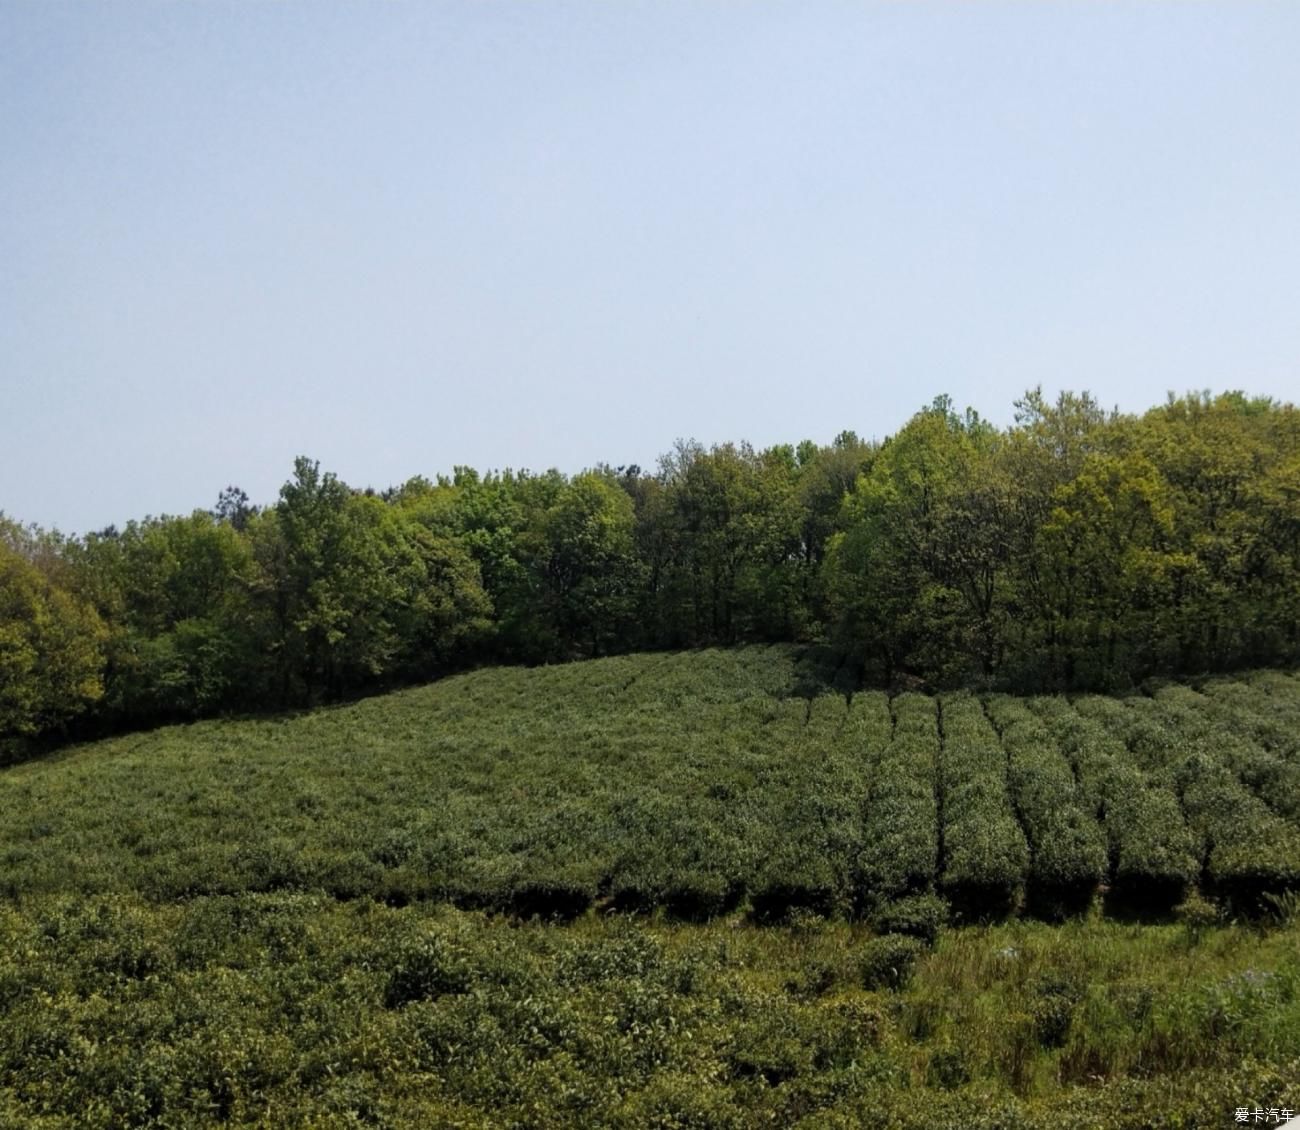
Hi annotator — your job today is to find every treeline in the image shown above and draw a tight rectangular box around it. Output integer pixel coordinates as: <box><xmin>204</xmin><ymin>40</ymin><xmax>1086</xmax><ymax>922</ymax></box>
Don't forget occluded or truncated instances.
<box><xmin>3</xmin><ymin>388</ymin><xmax>1300</xmax><ymax>748</ymax></box>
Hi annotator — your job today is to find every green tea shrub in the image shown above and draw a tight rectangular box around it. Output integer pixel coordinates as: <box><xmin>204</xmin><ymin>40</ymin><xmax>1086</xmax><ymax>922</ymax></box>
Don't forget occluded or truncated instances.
<box><xmin>1103</xmin><ymin>764</ymin><xmax>1199</xmax><ymax>897</ymax></box>
<box><xmin>1178</xmin><ymin>749</ymin><xmax>1300</xmax><ymax>909</ymax></box>
<box><xmin>615</xmin><ymin>1072</ymin><xmax>747</xmax><ymax>1129</ymax></box>
<box><xmin>556</xmin><ymin>926</ymin><xmax>664</xmax><ymax>986</ymax></box>
<box><xmin>82</xmin><ymin>1041</ymin><xmax>180</xmax><ymax>1128</ymax></box>
<box><xmin>988</xmin><ymin>695</ymin><xmax>1106</xmax><ymax>912</ymax></box>
<box><xmin>785</xmin><ymin>958</ymin><xmax>838</xmax><ymax>999</ymax></box>
<box><xmin>1030</xmin><ymin>974</ymin><xmax>1082</xmax><ymax>1048</ymax></box>
<box><xmin>370</xmin><ymin>824</ymin><xmax>422</xmax><ymax>868</ymax></box>
<box><xmin>726</xmin><ymin>1010</ymin><xmax>811</xmax><ymax>1085</ymax></box>
<box><xmin>172</xmin><ymin>1025</ymin><xmax>298</xmax><ymax>1124</ymax></box>
<box><xmin>607</xmin><ymin>791</ymin><xmax>747</xmax><ymax>920</ymax></box>
<box><xmin>385</xmin><ymin>932</ymin><xmax>475</xmax><ymax>1007</ymax></box>
<box><xmin>844</xmin><ymin>689</ymin><xmax>892</xmax><ymax>749</ymax></box>
<box><xmin>859</xmin><ymin>933</ymin><xmax>925</xmax><ymax>991</ymax></box>
<box><xmin>1040</xmin><ymin>703</ymin><xmax>1198</xmax><ymax>903</ymax></box>
<box><xmin>1075</xmin><ymin>695</ymin><xmax>1179</xmax><ymax>772</ymax></box>
<box><xmin>507</xmin><ymin>872</ymin><xmax>596</xmax><ymax>921</ymax></box>
<box><xmin>314</xmin><ymin>850</ymin><xmax>385</xmax><ymax>900</ymax></box>
<box><xmin>663</xmin><ymin>869</ymin><xmax>736</xmax><ymax>921</ymax></box>
<box><xmin>925</xmin><ymin>1044</ymin><xmax>970</xmax><ymax>1089</ymax></box>
<box><xmin>857</xmin><ymin>693</ymin><xmax>939</xmax><ymax>904</ymax></box>
<box><xmin>1151</xmin><ymin>684</ymin><xmax>1300</xmax><ymax>820</ymax></box>
<box><xmin>750</xmin><ymin>849</ymin><xmax>842</xmax><ymax>924</ymax></box>
<box><xmin>871</xmin><ymin>893</ymin><xmax>949</xmax><ymax>944</ymax></box>
<box><xmin>231</xmin><ymin>837</ymin><xmax>311</xmax><ymax>893</ymax></box>
<box><xmin>749</xmin><ymin>737</ymin><xmax>862</xmax><ymax>923</ymax></box>
<box><xmin>1175</xmin><ymin>890</ymin><xmax>1222</xmax><ymax>943</ymax></box>
<box><xmin>938</xmin><ymin>695</ymin><xmax>1028</xmax><ymax>915</ymax></box>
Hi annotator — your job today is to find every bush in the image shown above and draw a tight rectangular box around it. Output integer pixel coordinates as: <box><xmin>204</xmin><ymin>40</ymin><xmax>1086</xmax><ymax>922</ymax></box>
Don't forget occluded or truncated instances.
<box><xmin>750</xmin><ymin>788</ymin><xmax>857</xmax><ymax>923</ymax></box>
<box><xmin>937</xmin><ymin>695</ymin><xmax>1028</xmax><ymax>913</ymax></box>
<box><xmin>726</xmin><ymin>1010</ymin><xmax>811</xmax><ymax>1085</ymax></box>
<box><xmin>988</xmin><ymin>695</ymin><xmax>1106</xmax><ymax>903</ymax></box>
<box><xmin>663</xmin><ymin>870</ymin><xmax>737</xmax><ymax>922</ymax></box>
<box><xmin>925</xmin><ymin>1044</ymin><xmax>970</xmax><ymax>1089</ymax></box>
<box><xmin>506</xmin><ymin>873</ymin><xmax>596</xmax><ymax>921</ymax></box>
<box><xmin>871</xmin><ymin>894</ymin><xmax>949</xmax><ymax>944</ymax></box>
<box><xmin>857</xmin><ymin>694</ymin><xmax>939</xmax><ymax>904</ymax></box>
<box><xmin>1175</xmin><ymin>890</ymin><xmax>1221</xmax><ymax>937</ymax></box>
<box><xmin>785</xmin><ymin>958</ymin><xmax>838</xmax><ymax>999</ymax></box>
<box><xmin>385</xmin><ymin>932</ymin><xmax>475</xmax><ymax>1007</ymax></box>
<box><xmin>1151</xmin><ymin>684</ymin><xmax>1300</xmax><ymax>820</ymax></box>
<box><xmin>1029</xmin><ymin>973</ymin><xmax>1083</xmax><ymax>1049</ymax></box>
<box><xmin>1178</xmin><ymin>748</ymin><xmax>1300</xmax><ymax>908</ymax></box>
<box><xmin>749</xmin><ymin>863</ymin><xmax>839</xmax><ymax>923</ymax></box>
<box><xmin>231</xmin><ymin>838</ymin><xmax>311</xmax><ymax>893</ymax></box>
<box><xmin>1037</xmin><ymin>702</ymin><xmax>1198</xmax><ymax>902</ymax></box>
<box><xmin>859</xmin><ymin>933</ymin><xmax>925</xmax><ymax>991</ymax></box>
<box><xmin>616</xmin><ymin>1073</ymin><xmax>746</xmax><ymax>1129</ymax></box>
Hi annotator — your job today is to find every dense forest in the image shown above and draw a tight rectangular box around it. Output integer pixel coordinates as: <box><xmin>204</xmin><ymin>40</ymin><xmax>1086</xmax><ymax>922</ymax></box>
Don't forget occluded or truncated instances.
<box><xmin>3</xmin><ymin>388</ymin><xmax>1299</xmax><ymax>750</ymax></box>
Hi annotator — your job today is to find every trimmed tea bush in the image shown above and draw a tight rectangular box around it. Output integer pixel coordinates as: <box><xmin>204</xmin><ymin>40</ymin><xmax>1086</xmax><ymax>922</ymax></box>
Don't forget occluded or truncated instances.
<box><xmin>871</xmin><ymin>893</ymin><xmax>949</xmax><ymax>944</ymax></box>
<box><xmin>986</xmin><ymin>695</ymin><xmax>1106</xmax><ymax>911</ymax></box>
<box><xmin>938</xmin><ymin>694</ymin><xmax>1028</xmax><ymax>914</ymax></box>
<box><xmin>856</xmin><ymin>693</ymin><xmax>939</xmax><ymax>905</ymax></box>
<box><xmin>1035</xmin><ymin>700</ymin><xmax>1198</xmax><ymax>902</ymax></box>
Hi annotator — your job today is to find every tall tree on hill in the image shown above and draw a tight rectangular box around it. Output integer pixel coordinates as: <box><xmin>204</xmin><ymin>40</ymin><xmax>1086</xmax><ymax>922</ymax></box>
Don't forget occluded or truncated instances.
<box><xmin>0</xmin><ymin>520</ymin><xmax>107</xmax><ymax>743</ymax></box>
<box><xmin>657</xmin><ymin>441</ymin><xmax>805</xmax><ymax>645</ymax></box>
<box><xmin>254</xmin><ymin>458</ymin><xmax>386</xmax><ymax>701</ymax></box>
<box><xmin>390</xmin><ymin>517</ymin><xmax>494</xmax><ymax>676</ymax></box>
<box><xmin>537</xmin><ymin>471</ymin><xmax>642</xmax><ymax>658</ymax></box>
<box><xmin>1032</xmin><ymin>447</ymin><xmax>1189</xmax><ymax>689</ymax></box>
<box><xmin>93</xmin><ymin>512</ymin><xmax>256</xmax><ymax>720</ymax></box>
<box><xmin>213</xmin><ymin>485</ymin><xmax>257</xmax><ymax>532</ymax></box>
<box><xmin>995</xmin><ymin>389</ymin><xmax>1113</xmax><ymax>686</ymax></box>
<box><xmin>256</xmin><ymin>458</ymin><xmax>498</xmax><ymax>702</ymax></box>
<box><xmin>1133</xmin><ymin>393</ymin><xmax>1300</xmax><ymax>672</ymax></box>
<box><xmin>826</xmin><ymin>397</ymin><xmax>998</xmax><ymax>684</ymax></box>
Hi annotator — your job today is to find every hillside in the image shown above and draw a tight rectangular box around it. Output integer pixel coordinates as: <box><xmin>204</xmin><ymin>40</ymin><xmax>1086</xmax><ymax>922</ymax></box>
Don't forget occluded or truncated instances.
<box><xmin>4</xmin><ymin>646</ymin><xmax>1300</xmax><ymax>919</ymax></box>
<box><xmin>2</xmin><ymin>648</ymin><xmax>1299</xmax><ymax>1127</ymax></box>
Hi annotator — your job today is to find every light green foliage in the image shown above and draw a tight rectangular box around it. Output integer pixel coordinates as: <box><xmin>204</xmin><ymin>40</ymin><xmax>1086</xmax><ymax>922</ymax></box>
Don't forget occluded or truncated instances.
<box><xmin>827</xmin><ymin>397</ymin><xmax>998</xmax><ymax>682</ymax></box>
<box><xmin>0</xmin><ymin>523</ymin><xmax>106</xmax><ymax>742</ymax></box>
<box><xmin>253</xmin><ymin>459</ymin><xmax>491</xmax><ymax>701</ymax></box>
<box><xmin>87</xmin><ymin>512</ymin><xmax>255</xmax><ymax>719</ymax></box>
<box><xmin>258</xmin><ymin>459</ymin><xmax>412</xmax><ymax>697</ymax></box>
<box><xmin>1032</xmin><ymin>448</ymin><xmax>1190</xmax><ymax>689</ymax></box>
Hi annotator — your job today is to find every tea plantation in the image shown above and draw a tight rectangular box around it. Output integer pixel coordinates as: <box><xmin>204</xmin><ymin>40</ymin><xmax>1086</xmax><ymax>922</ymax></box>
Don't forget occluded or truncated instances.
<box><xmin>1</xmin><ymin>647</ymin><xmax>1298</xmax><ymax>1127</ymax></box>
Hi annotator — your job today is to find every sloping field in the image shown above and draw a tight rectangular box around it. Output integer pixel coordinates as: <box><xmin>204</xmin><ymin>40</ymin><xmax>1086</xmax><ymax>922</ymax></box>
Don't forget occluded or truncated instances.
<box><xmin>2</xmin><ymin>648</ymin><xmax>1299</xmax><ymax>1127</ymax></box>
<box><xmin>3</xmin><ymin>646</ymin><xmax>1299</xmax><ymax>919</ymax></box>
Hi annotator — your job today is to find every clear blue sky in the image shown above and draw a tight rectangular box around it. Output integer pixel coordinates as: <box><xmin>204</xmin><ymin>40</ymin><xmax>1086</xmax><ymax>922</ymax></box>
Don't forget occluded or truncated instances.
<box><xmin>4</xmin><ymin>3</ymin><xmax>1299</xmax><ymax>534</ymax></box>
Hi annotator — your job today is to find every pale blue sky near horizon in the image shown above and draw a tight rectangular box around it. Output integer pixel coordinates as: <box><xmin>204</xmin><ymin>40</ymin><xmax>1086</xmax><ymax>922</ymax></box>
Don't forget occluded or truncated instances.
<box><xmin>3</xmin><ymin>2</ymin><xmax>1299</xmax><ymax>534</ymax></box>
